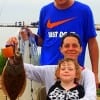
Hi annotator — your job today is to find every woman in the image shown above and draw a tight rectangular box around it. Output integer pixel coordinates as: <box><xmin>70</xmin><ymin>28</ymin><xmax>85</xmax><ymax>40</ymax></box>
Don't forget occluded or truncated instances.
<box><xmin>6</xmin><ymin>33</ymin><xmax>96</xmax><ymax>100</ymax></box>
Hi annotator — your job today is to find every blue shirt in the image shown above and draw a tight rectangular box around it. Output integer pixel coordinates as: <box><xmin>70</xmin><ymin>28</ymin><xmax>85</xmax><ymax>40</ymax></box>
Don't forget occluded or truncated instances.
<box><xmin>37</xmin><ymin>1</ymin><xmax>97</xmax><ymax>66</ymax></box>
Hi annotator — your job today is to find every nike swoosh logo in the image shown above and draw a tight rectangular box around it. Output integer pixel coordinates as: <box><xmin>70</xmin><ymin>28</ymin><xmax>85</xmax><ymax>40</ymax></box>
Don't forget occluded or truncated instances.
<box><xmin>47</xmin><ymin>17</ymin><xmax>75</xmax><ymax>29</ymax></box>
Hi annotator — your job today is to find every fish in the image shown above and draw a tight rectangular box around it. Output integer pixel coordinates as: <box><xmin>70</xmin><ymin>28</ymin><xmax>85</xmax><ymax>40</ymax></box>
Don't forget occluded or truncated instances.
<box><xmin>1</xmin><ymin>51</ymin><xmax>26</xmax><ymax>100</ymax></box>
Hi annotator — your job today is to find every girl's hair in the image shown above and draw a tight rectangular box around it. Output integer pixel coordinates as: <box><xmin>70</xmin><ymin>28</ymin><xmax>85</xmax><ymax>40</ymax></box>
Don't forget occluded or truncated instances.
<box><xmin>60</xmin><ymin>32</ymin><xmax>82</xmax><ymax>47</ymax></box>
<box><xmin>55</xmin><ymin>58</ymin><xmax>81</xmax><ymax>83</ymax></box>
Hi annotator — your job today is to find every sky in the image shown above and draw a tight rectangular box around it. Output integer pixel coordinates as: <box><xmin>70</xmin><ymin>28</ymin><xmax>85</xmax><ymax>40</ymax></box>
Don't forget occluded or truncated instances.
<box><xmin>0</xmin><ymin>0</ymin><xmax>52</xmax><ymax>24</ymax></box>
<box><xmin>0</xmin><ymin>0</ymin><xmax>100</xmax><ymax>25</ymax></box>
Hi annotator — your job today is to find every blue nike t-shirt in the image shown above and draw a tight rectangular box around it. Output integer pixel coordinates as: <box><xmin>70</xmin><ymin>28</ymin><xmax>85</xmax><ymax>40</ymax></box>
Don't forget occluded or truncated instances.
<box><xmin>37</xmin><ymin>1</ymin><xmax>97</xmax><ymax>66</ymax></box>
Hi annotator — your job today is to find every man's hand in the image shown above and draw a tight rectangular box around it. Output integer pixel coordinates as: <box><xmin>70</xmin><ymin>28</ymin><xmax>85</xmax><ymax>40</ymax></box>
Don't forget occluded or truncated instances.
<box><xmin>19</xmin><ymin>27</ymin><xmax>33</xmax><ymax>41</ymax></box>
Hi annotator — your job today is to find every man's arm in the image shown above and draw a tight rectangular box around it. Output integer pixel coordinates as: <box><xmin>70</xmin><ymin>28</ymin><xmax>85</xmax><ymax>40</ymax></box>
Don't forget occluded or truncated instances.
<box><xmin>88</xmin><ymin>37</ymin><xmax>99</xmax><ymax>87</ymax></box>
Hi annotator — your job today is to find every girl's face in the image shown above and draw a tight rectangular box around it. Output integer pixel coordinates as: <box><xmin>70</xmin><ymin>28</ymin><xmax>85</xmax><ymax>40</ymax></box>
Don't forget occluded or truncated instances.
<box><xmin>59</xmin><ymin>61</ymin><xmax>76</xmax><ymax>82</ymax></box>
<box><xmin>60</xmin><ymin>37</ymin><xmax>82</xmax><ymax>60</ymax></box>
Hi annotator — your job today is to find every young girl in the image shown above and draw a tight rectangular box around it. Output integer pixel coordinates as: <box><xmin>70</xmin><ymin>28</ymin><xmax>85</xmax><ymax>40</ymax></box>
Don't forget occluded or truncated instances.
<box><xmin>47</xmin><ymin>58</ymin><xmax>85</xmax><ymax>100</ymax></box>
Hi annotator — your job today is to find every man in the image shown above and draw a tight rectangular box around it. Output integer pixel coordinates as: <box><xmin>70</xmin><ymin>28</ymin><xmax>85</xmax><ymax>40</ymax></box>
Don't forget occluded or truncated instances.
<box><xmin>19</xmin><ymin>0</ymin><xmax>99</xmax><ymax>86</ymax></box>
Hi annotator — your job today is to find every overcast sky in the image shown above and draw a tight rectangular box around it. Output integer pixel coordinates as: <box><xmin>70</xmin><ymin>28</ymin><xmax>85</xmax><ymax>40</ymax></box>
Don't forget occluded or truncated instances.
<box><xmin>0</xmin><ymin>0</ymin><xmax>100</xmax><ymax>24</ymax></box>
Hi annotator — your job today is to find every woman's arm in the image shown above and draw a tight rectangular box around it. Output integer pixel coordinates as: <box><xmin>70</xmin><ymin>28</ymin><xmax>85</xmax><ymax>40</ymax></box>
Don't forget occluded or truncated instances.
<box><xmin>24</xmin><ymin>63</ymin><xmax>45</xmax><ymax>83</ymax></box>
<box><xmin>80</xmin><ymin>68</ymin><xmax>96</xmax><ymax>100</ymax></box>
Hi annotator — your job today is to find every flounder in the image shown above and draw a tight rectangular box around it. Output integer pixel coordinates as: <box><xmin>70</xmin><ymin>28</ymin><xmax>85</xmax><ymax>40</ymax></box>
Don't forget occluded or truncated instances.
<box><xmin>2</xmin><ymin>51</ymin><xmax>26</xmax><ymax>100</ymax></box>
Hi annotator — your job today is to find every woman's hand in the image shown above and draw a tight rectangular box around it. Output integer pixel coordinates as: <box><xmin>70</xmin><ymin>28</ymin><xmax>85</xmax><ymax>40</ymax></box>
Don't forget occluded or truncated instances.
<box><xmin>6</xmin><ymin>37</ymin><xmax>18</xmax><ymax>47</ymax></box>
<box><xmin>6</xmin><ymin>37</ymin><xmax>18</xmax><ymax>52</ymax></box>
